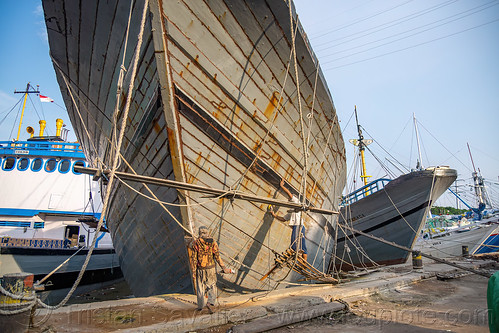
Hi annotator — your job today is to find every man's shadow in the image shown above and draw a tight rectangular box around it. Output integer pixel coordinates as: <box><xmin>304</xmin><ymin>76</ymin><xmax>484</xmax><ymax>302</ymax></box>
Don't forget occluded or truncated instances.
<box><xmin>233</xmin><ymin>209</ymin><xmax>276</xmax><ymax>287</ymax></box>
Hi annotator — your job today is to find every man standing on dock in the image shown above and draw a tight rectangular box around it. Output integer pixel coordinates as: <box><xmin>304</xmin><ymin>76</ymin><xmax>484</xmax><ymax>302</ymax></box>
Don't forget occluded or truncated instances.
<box><xmin>271</xmin><ymin>179</ymin><xmax>308</xmax><ymax>261</ymax></box>
<box><xmin>191</xmin><ymin>226</ymin><xmax>231</xmax><ymax>313</ymax></box>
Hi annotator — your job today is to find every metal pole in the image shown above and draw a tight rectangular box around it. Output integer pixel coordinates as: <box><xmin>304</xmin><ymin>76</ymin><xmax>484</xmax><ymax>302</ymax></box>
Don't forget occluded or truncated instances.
<box><xmin>413</xmin><ymin>113</ymin><xmax>423</xmax><ymax>170</ymax></box>
<box><xmin>14</xmin><ymin>83</ymin><xmax>41</xmax><ymax>141</ymax></box>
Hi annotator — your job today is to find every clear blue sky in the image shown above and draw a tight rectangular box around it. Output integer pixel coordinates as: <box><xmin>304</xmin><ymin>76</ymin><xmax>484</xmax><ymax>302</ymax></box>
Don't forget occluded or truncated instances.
<box><xmin>0</xmin><ymin>0</ymin><xmax>497</xmax><ymax>208</ymax></box>
<box><xmin>294</xmin><ymin>0</ymin><xmax>499</xmax><ymax>208</ymax></box>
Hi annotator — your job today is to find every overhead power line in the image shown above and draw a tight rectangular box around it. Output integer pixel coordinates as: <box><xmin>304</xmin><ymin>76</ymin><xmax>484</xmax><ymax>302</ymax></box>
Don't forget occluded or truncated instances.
<box><xmin>320</xmin><ymin>1</ymin><xmax>499</xmax><ymax>64</ymax></box>
<box><xmin>314</xmin><ymin>0</ymin><xmax>458</xmax><ymax>50</ymax></box>
<box><xmin>310</xmin><ymin>0</ymin><xmax>415</xmax><ymax>40</ymax></box>
<box><xmin>322</xmin><ymin>17</ymin><xmax>499</xmax><ymax>71</ymax></box>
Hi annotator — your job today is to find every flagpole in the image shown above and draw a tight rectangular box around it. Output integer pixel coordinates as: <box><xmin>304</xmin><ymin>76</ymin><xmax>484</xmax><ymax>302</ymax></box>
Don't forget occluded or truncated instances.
<box><xmin>14</xmin><ymin>83</ymin><xmax>40</xmax><ymax>141</ymax></box>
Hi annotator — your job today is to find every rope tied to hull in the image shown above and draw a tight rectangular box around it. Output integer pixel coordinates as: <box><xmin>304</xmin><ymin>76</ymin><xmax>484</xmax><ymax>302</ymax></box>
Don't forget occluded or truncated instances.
<box><xmin>15</xmin><ymin>0</ymin><xmax>151</xmax><ymax>311</ymax></box>
<box><xmin>260</xmin><ymin>248</ymin><xmax>338</xmax><ymax>284</ymax></box>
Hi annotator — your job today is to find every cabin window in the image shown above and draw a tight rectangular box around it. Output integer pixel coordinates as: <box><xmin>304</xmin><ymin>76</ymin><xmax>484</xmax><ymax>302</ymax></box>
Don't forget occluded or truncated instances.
<box><xmin>31</xmin><ymin>158</ymin><xmax>43</xmax><ymax>172</ymax></box>
<box><xmin>2</xmin><ymin>157</ymin><xmax>16</xmax><ymax>171</ymax></box>
<box><xmin>45</xmin><ymin>158</ymin><xmax>57</xmax><ymax>173</ymax></box>
<box><xmin>64</xmin><ymin>225</ymin><xmax>80</xmax><ymax>248</ymax></box>
<box><xmin>59</xmin><ymin>159</ymin><xmax>71</xmax><ymax>174</ymax></box>
<box><xmin>17</xmin><ymin>158</ymin><xmax>30</xmax><ymax>171</ymax></box>
<box><xmin>72</xmin><ymin>160</ymin><xmax>86</xmax><ymax>175</ymax></box>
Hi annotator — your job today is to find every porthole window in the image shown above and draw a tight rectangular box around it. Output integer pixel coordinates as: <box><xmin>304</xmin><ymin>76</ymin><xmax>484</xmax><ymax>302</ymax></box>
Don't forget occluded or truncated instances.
<box><xmin>59</xmin><ymin>159</ymin><xmax>71</xmax><ymax>174</ymax></box>
<box><xmin>17</xmin><ymin>158</ymin><xmax>30</xmax><ymax>171</ymax></box>
<box><xmin>45</xmin><ymin>158</ymin><xmax>57</xmax><ymax>173</ymax></box>
<box><xmin>72</xmin><ymin>160</ymin><xmax>86</xmax><ymax>174</ymax></box>
<box><xmin>2</xmin><ymin>157</ymin><xmax>16</xmax><ymax>171</ymax></box>
<box><xmin>31</xmin><ymin>158</ymin><xmax>43</xmax><ymax>172</ymax></box>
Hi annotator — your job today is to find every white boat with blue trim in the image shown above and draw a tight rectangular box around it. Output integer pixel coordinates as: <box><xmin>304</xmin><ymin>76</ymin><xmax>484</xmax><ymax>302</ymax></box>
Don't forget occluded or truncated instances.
<box><xmin>0</xmin><ymin>103</ymin><xmax>121</xmax><ymax>292</ymax></box>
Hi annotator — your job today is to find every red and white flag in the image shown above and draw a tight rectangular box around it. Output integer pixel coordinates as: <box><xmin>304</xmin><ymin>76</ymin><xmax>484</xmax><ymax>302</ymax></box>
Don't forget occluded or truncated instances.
<box><xmin>39</xmin><ymin>94</ymin><xmax>54</xmax><ymax>103</ymax></box>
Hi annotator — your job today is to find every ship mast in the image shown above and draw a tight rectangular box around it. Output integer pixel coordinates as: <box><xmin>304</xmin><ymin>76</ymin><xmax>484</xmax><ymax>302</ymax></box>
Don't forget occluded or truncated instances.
<box><xmin>467</xmin><ymin>143</ymin><xmax>490</xmax><ymax>215</ymax></box>
<box><xmin>14</xmin><ymin>83</ymin><xmax>40</xmax><ymax>141</ymax></box>
<box><xmin>413</xmin><ymin>113</ymin><xmax>423</xmax><ymax>170</ymax></box>
<box><xmin>349</xmin><ymin>106</ymin><xmax>372</xmax><ymax>188</ymax></box>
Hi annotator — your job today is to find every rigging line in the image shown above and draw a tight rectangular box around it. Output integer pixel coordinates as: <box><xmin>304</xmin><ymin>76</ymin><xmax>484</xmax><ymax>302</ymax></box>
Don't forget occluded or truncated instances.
<box><xmin>112</xmin><ymin>0</ymin><xmax>135</xmax><ymax>160</ymax></box>
<box><xmin>117</xmin><ymin>155</ymin><xmax>193</xmax><ymax>236</ymax></box>
<box><xmin>344</xmin><ymin>223</ymin><xmax>494</xmax><ymax>278</ymax></box>
<box><xmin>162</xmin><ymin>10</ymin><xmax>303</xmax><ymax>138</ymax></box>
<box><xmin>383</xmin><ymin>187</ymin><xmax>418</xmax><ymax>235</ymax></box>
<box><xmin>336</xmin><ymin>214</ymin><xmax>380</xmax><ymax>268</ymax></box>
<box><xmin>340</xmin><ymin>109</ymin><xmax>355</xmax><ymax>135</ymax></box>
<box><xmin>59</xmin><ymin>72</ymin><xmax>101</xmax><ymax>159</ymax></box>
<box><xmin>115</xmin><ymin>174</ymin><xmax>229</xmax><ymax>208</ymax></box>
<box><xmin>310</xmin><ymin>0</ymin><xmax>415</xmax><ymax>40</ymax></box>
<box><xmin>35</xmin><ymin>0</ymin><xmax>150</xmax><ymax>310</ymax></box>
<box><xmin>323</xmin><ymin>17</ymin><xmax>499</xmax><ymax>71</ymax></box>
<box><xmin>468</xmin><ymin>144</ymin><xmax>499</xmax><ymax>165</ymax></box>
<box><xmin>54</xmin><ymin>57</ymin><xmax>163</xmax><ymax>177</ymax></box>
<box><xmin>305</xmin><ymin>49</ymin><xmax>342</xmax><ymax>208</ymax></box>
<box><xmin>50</xmin><ymin>56</ymin><xmax>158</xmax><ymax>172</ymax></box>
<box><xmin>308</xmin><ymin>122</ymin><xmax>336</xmax><ymax>207</ymax></box>
<box><xmin>361</xmin><ymin>125</ymin><xmax>411</xmax><ymax>174</ymax></box>
<box><xmin>31</xmin><ymin>92</ymin><xmax>47</xmax><ymax>124</ymax></box>
<box><xmin>345</xmin><ymin>145</ymin><xmax>361</xmax><ymax>193</ymax></box>
<box><xmin>320</xmin><ymin>1</ymin><xmax>499</xmax><ymax>63</ymax></box>
<box><xmin>191</xmin><ymin>17</ymin><xmax>300</xmax><ymax>252</ymax></box>
<box><xmin>419</xmin><ymin>126</ymin><xmax>431</xmax><ymax>169</ymax></box>
<box><xmin>27</xmin><ymin>95</ymin><xmax>49</xmax><ymax>135</ymax></box>
<box><xmin>288</xmin><ymin>6</ymin><xmax>308</xmax><ymax>203</ymax></box>
<box><xmin>364</xmin><ymin>145</ymin><xmax>397</xmax><ymax>179</ymax></box>
<box><xmin>311</xmin><ymin>222</ymin><xmax>326</xmax><ymax>267</ymax></box>
<box><xmin>337</xmin><ymin>204</ymin><xmax>381</xmax><ymax>267</ymax></box>
<box><xmin>330</xmin><ymin>211</ymin><xmax>340</xmax><ymax>275</ymax></box>
<box><xmin>305</xmin><ymin>58</ymin><xmax>320</xmax><ymax>154</ymax></box>
<box><xmin>0</xmin><ymin>96</ymin><xmax>23</xmax><ymax>115</ymax></box>
<box><xmin>259</xmin><ymin>1</ymin><xmax>309</xmax><ymax>290</ymax></box>
<box><xmin>220</xmin><ymin>16</ymin><xmax>297</xmax><ymax>196</ymax></box>
<box><xmin>315</xmin><ymin>0</ymin><xmax>458</xmax><ymax>49</ymax></box>
<box><xmin>417</xmin><ymin>120</ymin><xmax>473</xmax><ymax>173</ymax></box>
<box><xmin>287</xmin><ymin>0</ymin><xmax>309</xmax><ymax>281</ymax></box>
<box><xmin>212</xmin><ymin>5</ymin><xmax>306</xmax><ymax>277</ymax></box>
<box><xmin>9</xmin><ymin>99</ymin><xmax>24</xmax><ymax>140</ymax></box>
<box><xmin>0</xmin><ymin>100</ymin><xmax>23</xmax><ymax>128</ymax></box>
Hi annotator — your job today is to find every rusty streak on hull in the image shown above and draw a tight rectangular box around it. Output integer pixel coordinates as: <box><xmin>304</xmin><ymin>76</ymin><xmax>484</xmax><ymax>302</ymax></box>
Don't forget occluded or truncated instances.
<box><xmin>43</xmin><ymin>0</ymin><xmax>346</xmax><ymax>296</ymax></box>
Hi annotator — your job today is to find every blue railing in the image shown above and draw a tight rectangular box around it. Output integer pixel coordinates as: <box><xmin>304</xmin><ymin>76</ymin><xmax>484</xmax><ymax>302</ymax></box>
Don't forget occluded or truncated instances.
<box><xmin>341</xmin><ymin>178</ymin><xmax>392</xmax><ymax>205</ymax></box>
<box><xmin>0</xmin><ymin>141</ymin><xmax>85</xmax><ymax>159</ymax></box>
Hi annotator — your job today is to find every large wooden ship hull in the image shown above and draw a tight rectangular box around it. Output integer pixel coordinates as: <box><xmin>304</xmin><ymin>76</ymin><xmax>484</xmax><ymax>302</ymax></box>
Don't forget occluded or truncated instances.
<box><xmin>43</xmin><ymin>0</ymin><xmax>346</xmax><ymax>297</ymax></box>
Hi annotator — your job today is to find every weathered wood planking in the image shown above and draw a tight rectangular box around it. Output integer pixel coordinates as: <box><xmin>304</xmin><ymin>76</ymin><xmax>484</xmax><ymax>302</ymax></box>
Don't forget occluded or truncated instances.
<box><xmin>44</xmin><ymin>0</ymin><xmax>346</xmax><ymax>296</ymax></box>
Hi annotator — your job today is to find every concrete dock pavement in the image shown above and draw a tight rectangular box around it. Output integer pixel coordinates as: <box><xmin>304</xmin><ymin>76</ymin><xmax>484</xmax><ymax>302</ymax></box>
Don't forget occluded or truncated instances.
<box><xmin>27</xmin><ymin>257</ymin><xmax>497</xmax><ymax>333</ymax></box>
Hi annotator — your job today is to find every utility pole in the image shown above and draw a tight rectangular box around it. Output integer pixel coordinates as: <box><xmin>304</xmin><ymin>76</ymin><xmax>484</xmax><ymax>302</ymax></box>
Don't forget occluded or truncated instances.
<box><xmin>14</xmin><ymin>83</ymin><xmax>40</xmax><ymax>141</ymax></box>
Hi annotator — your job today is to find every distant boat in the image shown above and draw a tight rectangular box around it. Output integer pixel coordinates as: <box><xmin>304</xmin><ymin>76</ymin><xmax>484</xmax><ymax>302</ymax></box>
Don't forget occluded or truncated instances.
<box><xmin>415</xmin><ymin>217</ymin><xmax>499</xmax><ymax>258</ymax></box>
<box><xmin>43</xmin><ymin>0</ymin><xmax>346</xmax><ymax>296</ymax></box>
<box><xmin>335</xmin><ymin>167</ymin><xmax>457</xmax><ymax>270</ymax></box>
<box><xmin>0</xmin><ymin>91</ymin><xmax>121</xmax><ymax>291</ymax></box>
<box><xmin>332</xmin><ymin>109</ymin><xmax>457</xmax><ymax>271</ymax></box>
<box><xmin>413</xmin><ymin>143</ymin><xmax>499</xmax><ymax>259</ymax></box>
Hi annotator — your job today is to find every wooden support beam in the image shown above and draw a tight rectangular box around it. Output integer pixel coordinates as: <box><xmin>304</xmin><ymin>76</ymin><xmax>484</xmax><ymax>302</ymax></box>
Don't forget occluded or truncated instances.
<box><xmin>74</xmin><ymin>166</ymin><xmax>339</xmax><ymax>215</ymax></box>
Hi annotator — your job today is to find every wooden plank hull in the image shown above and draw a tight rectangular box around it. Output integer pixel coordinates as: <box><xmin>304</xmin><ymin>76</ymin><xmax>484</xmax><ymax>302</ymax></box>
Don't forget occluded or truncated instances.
<box><xmin>43</xmin><ymin>0</ymin><xmax>346</xmax><ymax>296</ymax></box>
